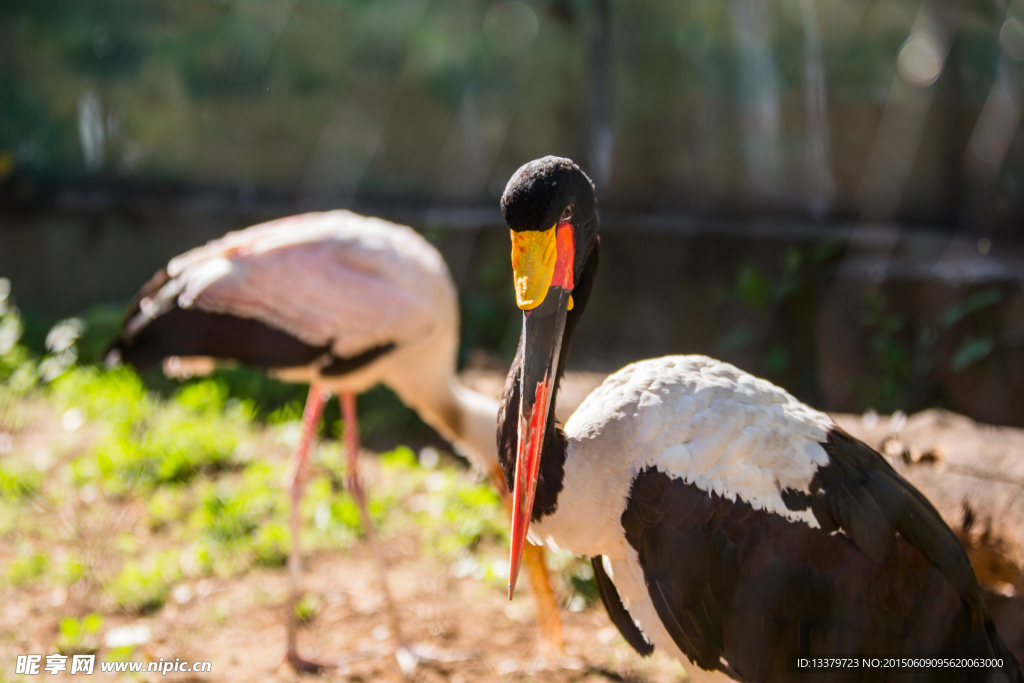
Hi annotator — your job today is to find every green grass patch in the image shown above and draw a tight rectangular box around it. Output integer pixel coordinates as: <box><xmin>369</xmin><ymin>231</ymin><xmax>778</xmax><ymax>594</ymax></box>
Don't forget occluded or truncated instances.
<box><xmin>0</xmin><ymin>463</ymin><xmax>42</xmax><ymax>501</ymax></box>
<box><xmin>252</xmin><ymin>522</ymin><xmax>289</xmax><ymax>568</ymax></box>
<box><xmin>60</xmin><ymin>371</ymin><xmax>252</xmax><ymax>496</ymax></box>
<box><xmin>6</xmin><ymin>548</ymin><xmax>48</xmax><ymax>587</ymax></box>
<box><xmin>56</xmin><ymin>613</ymin><xmax>103</xmax><ymax>655</ymax></box>
<box><xmin>294</xmin><ymin>593</ymin><xmax>323</xmax><ymax>625</ymax></box>
<box><xmin>192</xmin><ymin>483</ymin><xmax>268</xmax><ymax>543</ymax></box>
<box><xmin>106</xmin><ymin>551</ymin><xmax>181</xmax><ymax>614</ymax></box>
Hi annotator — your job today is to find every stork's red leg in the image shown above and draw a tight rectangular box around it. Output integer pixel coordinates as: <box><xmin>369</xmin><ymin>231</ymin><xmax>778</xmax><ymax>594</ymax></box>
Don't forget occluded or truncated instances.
<box><xmin>284</xmin><ymin>384</ymin><xmax>329</xmax><ymax>673</ymax></box>
<box><xmin>522</xmin><ymin>539</ymin><xmax>564</xmax><ymax>656</ymax></box>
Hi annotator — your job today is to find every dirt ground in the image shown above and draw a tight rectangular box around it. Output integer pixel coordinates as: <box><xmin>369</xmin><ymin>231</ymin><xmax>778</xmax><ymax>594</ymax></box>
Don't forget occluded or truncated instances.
<box><xmin>3</xmin><ymin>518</ymin><xmax>689</xmax><ymax>683</ymax></box>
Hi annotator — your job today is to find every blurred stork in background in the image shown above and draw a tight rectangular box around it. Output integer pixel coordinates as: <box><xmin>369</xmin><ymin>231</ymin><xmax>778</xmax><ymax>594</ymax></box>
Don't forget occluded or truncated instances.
<box><xmin>106</xmin><ymin>210</ymin><xmax>564</xmax><ymax>672</ymax></box>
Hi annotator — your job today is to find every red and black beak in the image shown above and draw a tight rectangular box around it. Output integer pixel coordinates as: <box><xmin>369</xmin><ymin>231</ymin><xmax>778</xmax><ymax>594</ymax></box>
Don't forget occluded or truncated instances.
<box><xmin>507</xmin><ymin>221</ymin><xmax>575</xmax><ymax>599</ymax></box>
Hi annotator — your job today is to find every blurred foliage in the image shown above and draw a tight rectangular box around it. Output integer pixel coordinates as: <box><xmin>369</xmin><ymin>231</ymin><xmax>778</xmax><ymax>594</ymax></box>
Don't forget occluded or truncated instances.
<box><xmin>57</xmin><ymin>368</ymin><xmax>249</xmax><ymax>496</ymax></box>
<box><xmin>293</xmin><ymin>592</ymin><xmax>324</xmax><ymax>625</ymax></box>
<box><xmin>859</xmin><ymin>284</ymin><xmax>1017</xmax><ymax>413</ymax></box>
<box><xmin>0</xmin><ymin>461</ymin><xmax>42</xmax><ymax>501</ymax></box>
<box><xmin>860</xmin><ymin>289</ymin><xmax>926</xmax><ymax>412</ymax></box>
<box><xmin>107</xmin><ymin>551</ymin><xmax>181</xmax><ymax>614</ymax></box>
<box><xmin>56</xmin><ymin>613</ymin><xmax>104</xmax><ymax>656</ymax></box>
<box><xmin>716</xmin><ymin>242</ymin><xmax>842</xmax><ymax>397</ymax></box>
<box><xmin>6</xmin><ymin>547</ymin><xmax>48</xmax><ymax>587</ymax></box>
<box><xmin>709</xmin><ymin>244</ymin><xmax>1024</xmax><ymax>416</ymax></box>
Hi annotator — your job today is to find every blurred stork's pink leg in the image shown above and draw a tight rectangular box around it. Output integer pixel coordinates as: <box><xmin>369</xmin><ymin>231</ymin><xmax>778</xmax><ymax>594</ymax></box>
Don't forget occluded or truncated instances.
<box><xmin>282</xmin><ymin>389</ymin><xmax>471</xmax><ymax>676</ymax></box>
<box><xmin>341</xmin><ymin>393</ymin><xmax>475</xmax><ymax>675</ymax></box>
<box><xmin>284</xmin><ymin>384</ymin><xmax>329</xmax><ymax>673</ymax></box>
<box><xmin>340</xmin><ymin>392</ymin><xmax>408</xmax><ymax>658</ymax></box>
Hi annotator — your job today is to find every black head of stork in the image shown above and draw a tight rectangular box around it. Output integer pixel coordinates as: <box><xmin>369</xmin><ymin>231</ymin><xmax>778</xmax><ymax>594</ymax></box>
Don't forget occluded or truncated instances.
<box><xmin>498</xmin><ymin>156</ymin><xmax>601</xmax><ymax>597</ymax></box>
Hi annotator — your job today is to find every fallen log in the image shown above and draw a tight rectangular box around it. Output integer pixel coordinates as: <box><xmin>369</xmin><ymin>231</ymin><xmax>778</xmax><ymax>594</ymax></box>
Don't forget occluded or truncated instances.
<box><xmin>835</xmin><ymin>409</ymin><xmax>1024</xmax><ymax>663</ymax></box>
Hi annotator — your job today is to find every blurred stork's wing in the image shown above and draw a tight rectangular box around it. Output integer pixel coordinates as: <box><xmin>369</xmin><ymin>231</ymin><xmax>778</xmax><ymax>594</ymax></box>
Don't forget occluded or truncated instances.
<box><xmin>116</xmin><ymin>210</ymin><xmax>455</xmax><ymax>370</ymax></box>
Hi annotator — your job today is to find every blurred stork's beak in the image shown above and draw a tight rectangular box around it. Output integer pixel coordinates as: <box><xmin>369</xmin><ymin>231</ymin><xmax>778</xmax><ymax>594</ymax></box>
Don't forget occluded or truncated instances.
<box><xmin>507</xmin><ymin>224</ymin><xmax>574</xmax><ymax>600</ymax></box>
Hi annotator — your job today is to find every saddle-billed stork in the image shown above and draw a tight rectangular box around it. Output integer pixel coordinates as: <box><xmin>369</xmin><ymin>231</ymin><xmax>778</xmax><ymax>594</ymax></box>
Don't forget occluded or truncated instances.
<box><xmin>107</xmin><ymin>210</ymin><xmax>563</xmax><ymax>671</ymax></box>
<box><xmin>497</xmin><ymin>157</ymin><xmax>1023</xmax><ymax>682</ymax></box>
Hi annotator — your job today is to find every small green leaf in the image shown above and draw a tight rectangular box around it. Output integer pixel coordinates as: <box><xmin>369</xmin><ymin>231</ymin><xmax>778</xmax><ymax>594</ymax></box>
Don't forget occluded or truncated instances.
<box><xmin>294</xmin><ymin>593</ymin><xmax>323</xmax><ymax>624</ymax></box>
<box><xmin>939</xmin><ymin>287</ymin><xmax>1003</xmax><ymax>329</ymax></box>
<box><xmin>716</xmin><ymin>325</ymin><xmax>753</xmax><ymax>355</ymax></box>
<box><xmin>736</xmin><ymin>264</ymin><xmax>769</xmax><ymax>309</ymax></box>
<box><xmin>380</xmin><ymin>445</ymin><xmax>417</xmax><ymax>469</ymax></box>
<box><xmin>82</xmin><ymin>613</ymin><xmax>104</xmax><ymax>634</ymax></box>
<box><xmin>60</xmin><ymin>617</ymin><xmax>80</xmax><ymax>639</ymax></box>
<box><xmin>950</xmin><ymin>336</ymin><xmax>995</xmax><ymax>372</ymax></box>
<box><xmin>761</xmin><ymin>347</ymin><xmax>790</xmax><ymax>376</ymax></box>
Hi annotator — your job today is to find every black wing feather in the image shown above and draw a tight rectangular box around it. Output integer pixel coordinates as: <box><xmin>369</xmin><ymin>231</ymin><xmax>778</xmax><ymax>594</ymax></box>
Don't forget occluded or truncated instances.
<box><xmin>816</xmin><ymin>429</ymin><xmax>984</xmax><ymax>618</ymax></box>
<box><xmin>114</xmin><ymin>306</ymin><xmax>329</xmax><ymax>371</ymax></box>
<box><xmin>110</xmin><ymin>278</ymin><xmax>393</xmax><ymax>378</ymax></box>
<box><xmin>591</xmin><ymin>555</ymin><xmax>654</xmax><ymax>656</ymax></box>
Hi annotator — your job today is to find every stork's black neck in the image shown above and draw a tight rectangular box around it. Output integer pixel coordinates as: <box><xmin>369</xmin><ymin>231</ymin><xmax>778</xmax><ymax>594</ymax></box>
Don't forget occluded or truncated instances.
<box><xmin>497</xmin><ymin>240</ymin><xmax>600</xmax><ymax>521</ymax></box>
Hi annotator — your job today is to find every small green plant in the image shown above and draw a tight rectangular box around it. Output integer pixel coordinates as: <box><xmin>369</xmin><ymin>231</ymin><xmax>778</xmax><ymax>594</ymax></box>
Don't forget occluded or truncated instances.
<box><xmin>736</xmin><ymin>263</ymin><xmax>770</xmax><ymax>309</ymax></box>
<box><xmin>860</xmin><ymin>290</ymin><xmax>917</xmax><ymax>412</ymax></box>
<box><xmin>379</xmin><ymin>444</ymin><xmax>418</xmax><ymax>470</ymax></box>
<box><xmin>252</xmin><ymin>522</ymin><xmax>289</xmax><ymax>567</ymax></box>
<box><xmin>717</xmin><ymin>243</ymin><xmax>842</xmax><ymax>387</ymax></box>
<box><xmin>104</xmin><ymin>646</ymin><xmax>136</xmax><ymax>663</ymax></box>
<box><xmin>6</xmin><ymin>549</ymin><xmax>47</xmax><ymax>587</ymax></box>
<box><xmin>565</xmin><ymin>559</ymin><xmax>599</xmax><ymax>612</ymax></box>
<box><xmin>58</xmin><ymin>555</ymin><xmax>87</xmax><ymax>585</ymax></box>
<box><xmin>293</xmin><ymin>593</ymin><xmax>323</xmax><ymax>625</ymax></box>
<box><xmin>56</xmin><ymin>613</ymin><xmax>103</xmax><ymax>655</ymax></box>
<box><xmin>859</xmin><ymin>286</ymin><xmax>1012</xmax><ymax>411</ymax></box>
<box><xmin>0</xmin><ymin>463</ymin><xmax>42</xmax><ymax>501</ymax></box>
<box><xmin>147</xmin><ymin>487</ymin><xmax>193</xmax><ymax>531</ymax></box>
<box><xmin>106</xmin><ymin>552</ymin><xmax>180</xmax><ymax>614</ymax></box>
<box><xmin>192</xmin><ymin>485</ymin><xmax>265</xmax><ymax>543</ymax></box>
<box><xmin>64</xmin><ymin>372</ymin><xmax>249</xmax><ymax>496</ymax></box>
<box><xmin>941</xmin><ymin>287</ymin><xmax>1006</xmax><ymax>373</ymax></box>
<box><xmin>304</xmin><ymin>476</ymin><xmax>363</xmax><ymax>547</ymax></box>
